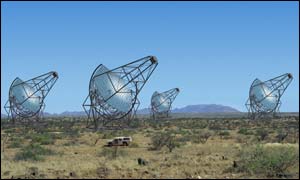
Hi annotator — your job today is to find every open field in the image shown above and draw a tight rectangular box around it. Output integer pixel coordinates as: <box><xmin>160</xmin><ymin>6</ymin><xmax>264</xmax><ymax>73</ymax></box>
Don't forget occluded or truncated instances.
<box><xmin>1</xmin><ymin>115</ymin><xmax>299</xmax><ymax>179</ymax></box>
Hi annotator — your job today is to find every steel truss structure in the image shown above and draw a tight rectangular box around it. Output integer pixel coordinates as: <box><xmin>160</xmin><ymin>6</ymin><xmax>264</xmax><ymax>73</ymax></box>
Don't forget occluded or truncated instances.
<box><xmin>4</xmin><ymin>71</ymin><xmax>59</xmax><ymax>123</ymax></box>
<box><xmin>245</xmin><ymin>73</ymin><xmax>293</xmax><ymax>119</ymax></box>
<box><xmin>151</xmin><ymin>88</ymin><xmax>180</xmax><ymax>120</ymax></box>
<box><xmin>83</xmin><ymin>56</ymin><xmax>158</xmax><ymax>129</ymax></box>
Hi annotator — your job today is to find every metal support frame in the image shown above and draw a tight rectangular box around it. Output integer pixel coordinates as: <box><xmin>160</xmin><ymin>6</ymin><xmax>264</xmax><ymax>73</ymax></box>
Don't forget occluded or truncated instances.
<box><xmin>151</xmin><ymin>88</ymin><xmax>180</xmax><ymax>120</ymax></box>
<box><xmin>245</xmin><ymin>73</ymin><xmax>293</xmax><ymax>119</ymax></box>
<box><xmin>83</xmin><ymin>56</ymin><xmax>158</xmax><ymax>130</ymax></box>
<box><xmin>4</xmin><ymin>71</ymin><xmax>58</xmax><ymax>123</ymax></box>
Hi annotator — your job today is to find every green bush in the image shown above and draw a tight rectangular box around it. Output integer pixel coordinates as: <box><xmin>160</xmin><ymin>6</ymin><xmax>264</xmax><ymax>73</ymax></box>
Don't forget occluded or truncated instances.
<box><xmin>14</xmin><ymin>143</ymin><xmax>55</xmax><ymax>161</ymax></box>
<box><xmin>101</xmin><ymin>131</ymin><xmax>118</xmax><ymax>139</ymax></box>
<box><xmin>166</xmin><ymin>136</ymin><xmax>180</xmax><ymax>152</ymax></box>
<box><xmin>192</xmin><ymin>130</ymin><xmax>212</xmax><ymax>144</ymax></box>
<box><xmin>149</xmin><ymin>132</ymin><xmax>170</xmax><ymax>151</ymax></box>
<box><xmin>275</xmin><ymin>130</ymin><xmax>289</xmax><ymax>143</ymax></box>
<box><xmin>237</xmin><ymin>144</ymin><xmax>299</xmax><ymax>177</ymax></box>
<box><xmin>208</xmin><ymin>124</ymin><xmax>223</xmax><ymax>131</ymax></box>
<box><xmin>4</xmin><ymin>128</ymin><xmax>15</xmax><ymax>133</ymax></box>
<box><xmin>149</xmin><ymin>132</ymin><xmax>180</xmax><ymax>152</ymax></box>
<box><xmin>256</xmin><ymin>129</ymin><xmax>268</xmax><ymax>141</ymax></box>
<box><xmin>8</xmin><ymin>137</ymin><xmax>23</xmax><ymax>148</ymax></box>
<box><xmin>238</xmin><ymin>128</ymin><xmax>253</xmax><ymax>135</ymax></box>
<box><xmin>31</xmin><ymin>133</ymin><xmax>55</xmax><ymax>145</ymax></box>
<box><xmin>219</xmin><ymin>131</ymin><xmax>230</xmax><ymax>139</ymax></box>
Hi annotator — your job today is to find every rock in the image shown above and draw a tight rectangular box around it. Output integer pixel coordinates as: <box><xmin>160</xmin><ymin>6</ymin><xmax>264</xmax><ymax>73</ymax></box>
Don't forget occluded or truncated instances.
<box><xmin>138</xmin><ymin>158</ymin><xmax>148</xmax><ymax>165</ymax></box>
<box><xmin>221</xmin><ymin>156</ymin><xmax>228</xmax><ymax>160</ymax></box>
<box><xmin>233</xmin><ymin>161</ymin><xmax>238</xmax><ymax>168</ymax></box>
<box><xmin>69</xmin><ymin>171</ymin><xmax>76</xmax><ymax>177</ymax></box>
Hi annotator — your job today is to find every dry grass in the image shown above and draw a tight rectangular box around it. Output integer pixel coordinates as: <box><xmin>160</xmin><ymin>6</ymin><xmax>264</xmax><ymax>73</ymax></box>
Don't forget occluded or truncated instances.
<box><xmin>1</xmin><ymin>117</ymin><xmax>299</xmax><ymax>179</ymax></box>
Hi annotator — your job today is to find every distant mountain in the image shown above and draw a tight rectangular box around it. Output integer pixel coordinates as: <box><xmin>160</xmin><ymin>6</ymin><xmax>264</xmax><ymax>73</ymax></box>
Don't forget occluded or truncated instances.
<box><xmin>3</xmin><ymin>104</ymin><xmax>239</xmax><ymax>118</ymax></box>
<box><xmin>172</xmin><ymin>104</ymin><xmax>240</xmax><ymax>113</ymax></box>
<box><xmin>136</xmin><ymin>108</ymin><xmax>151</xmax><ymax>114</ymax></box>
<box><xmin>60</xmin><ymin>111</ymin><xmax>86</xmax><ymax>117</ymax></box>
<box><xmin>43</xmin><ymin>111</ymin><xmax>86</xmax><ymax>117</ymax></box>
<box><xmin>137</xmin><ymin>104</ymin><xmax>240</xmax><ymax>114</ymax></box>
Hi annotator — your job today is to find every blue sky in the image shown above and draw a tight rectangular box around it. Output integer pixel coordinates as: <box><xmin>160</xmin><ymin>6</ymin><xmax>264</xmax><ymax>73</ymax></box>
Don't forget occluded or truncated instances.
<box><xmin>1</xmin><ymin>2</ymin><xmax>299</xmax><ymax>113</ymax></box>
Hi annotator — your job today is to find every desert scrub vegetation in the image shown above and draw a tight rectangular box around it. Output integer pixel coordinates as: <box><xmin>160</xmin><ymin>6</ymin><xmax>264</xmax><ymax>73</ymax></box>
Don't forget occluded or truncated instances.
<box><xmin>191</xmin><ymin>130</ymin><xmax>212</xmax><ymax>144</ymax></box>
<box><xmin>255</xmin><ymin>128</ymin><xmax>269</xmax><ymax>141</ymax></box>
<box><xmin>235</xmin><ymin>144</ymin><xmax>299</xmax><ymax>178</ymax></box>
<box><xmin>63</xmin><ymin>139</ymin><xmax>80</xmax><ymax>146</ymax></box>
<box><xmin>14</xmin><ymin>143</ymin><xmax>56</xmax><ymax>161</ymax></box>
<box><xmin>1</xmin><ymin>116</ymin><xmax>299</xmax><ymax>179</ymax></box>
<box><xmin>25</xmin><ymin>133</ymin><xmax>56</xmax><ymax>145</ymax></box>
<box><xmin>62</xmin><ymin>128</ymin><xmax>80</xmax><ymax>138</ymax></box>
<box><xmin>218</xmin><ymin>130</ymin><xmax>230</xmax><ymax>139</ymax></box>
<box><xmin>98</xmin><ymin>147</ymin><xmax>127</xmax><ymax>159</ymax></box>
<box><xmin>238</xmin><ymin>128</ymin><xmax>254</xmax><ymax>135</ymax></box>
<box><xmin>149</xmin><ymin>132</ymin><xmax>180</xmax><ymax>152</ymax></box>
<box><xmin>4</xmin><ymin>128</ymin><xmax>16</xmax><ymax>134</ymax></box>
<box><xmin>275</xmin><ymin>130</ymin><xmax>289</xmax><ymax>143</ymax></box>
<box><xmin>7</xmin><ymin>137</ymin><xmax>23</xmax><ymax>148</ymax></box>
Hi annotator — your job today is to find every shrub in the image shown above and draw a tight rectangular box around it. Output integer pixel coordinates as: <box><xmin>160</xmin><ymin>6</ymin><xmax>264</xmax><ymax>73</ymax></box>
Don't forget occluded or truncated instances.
<box><xmin>101</xmin><ymin>131</ymin><xmax>117</xmax><ymax>139</ymax></box>
<box><xmin>175</xmin><ymin>128</ymin><xmax>191</xmax><ymax>136</ymax></box>
<box><xmin>31</xmin><ymin>133</ymin><xmax>55</xmax><ymax>145</ymax></box>
<box><xmin>192</xmin><ymin>131</ymin><xmax>212</xmax><ymax>144</ymax></box>
<box><xmin>14</xmin><ymin>143</ymin><xmax>55</xmax><ymax>161</ymax></box>
<box><xmin>149</xmin><ymin>132</ymin><xmax>170</xmax><ymax>151</ymax></box>
<box><xmin>166</xmin><ymin>136</ymin><xmax>180</xmax><ymax>152</ymax></box>
<box><xmin>256</xmin><ymin>129</ymin><xmax>268</xmax><ymax>141</ymax></box>
<box><xmin>219</xmin><ymin>131</ymin><xmax>230</xmax><ymax>139</ymax></box>
<box><xmin>275</xmin><ymin>130</ymin><xmax>289</xmax><ymax>143</ymax></box>
<box><xmin>237</xmin><ymin>144</ymin><xmax>299</xmax><ymax>177</ymax></box>
<box><xmin>208</xmin><ymin>124</ymin><xmax>223</xmax><ymax>131</ymax></box>
<box><xmin>149</xmin><ymin>132</ymin><xmax>180</xmax><ymax>152</ymax></box>
<box><xmin>4</xmin><ymin>128</ymin><xmax>15</xmax><ymax>134</ymax></box>
<box><xmin>8</xmin><ymin>137</ymin><xmax>23</xmax><ymax>148</ymax></box>
<box><xmin>63</xmin><ymin>128</ymin><xmax>80</xmax><ymax>138</ymax></box>
<box><xmin>137</xmin><ymin>158</ymin><xmax>148</xmax><ymax>165</ymax></box>
<box><xmin>236</xmin><ymin>136</ymin><xmax>246</xmax><ymax>144</ymax></box>
<box><xmin>238</xmin><ymin>128</ymin><xmax>253</xmax><ymax>135</ymax></box>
